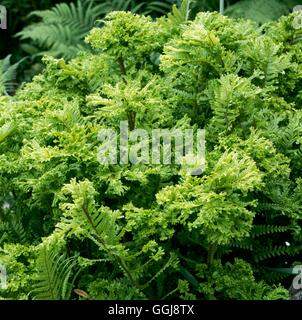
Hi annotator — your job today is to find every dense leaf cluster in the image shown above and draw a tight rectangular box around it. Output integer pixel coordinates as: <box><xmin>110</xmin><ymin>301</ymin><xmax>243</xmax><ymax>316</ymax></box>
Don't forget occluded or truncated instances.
<box><xmin>1</xmin><ymin>6</ymin><xmax>302</xmax><ymax>300</ymax></box>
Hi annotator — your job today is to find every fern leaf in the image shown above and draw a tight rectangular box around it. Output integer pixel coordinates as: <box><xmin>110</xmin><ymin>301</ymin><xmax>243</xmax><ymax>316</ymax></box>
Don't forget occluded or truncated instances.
<box><xmin>17</xmin><ymin>1</ymin><xmax>107</xmax><ymax>59</ymax></box>
<box><xmin>251</xmin><ymin>225</ymin><xmax>289</xmax><ymax>238</ymax></box>
<box><xmin>254</xmin><ymin>245</ymin><xmax>302</xmax><ymax>262</ymax></box>
<box><xmin>32</xmin><ymin>246</ymin><xmax>78</xmax><ymax>300</ymax></box>
<box><xmin>0</xmin><ymin>55</ymin><xmax>21</xmax><ymax>95</ymax></box>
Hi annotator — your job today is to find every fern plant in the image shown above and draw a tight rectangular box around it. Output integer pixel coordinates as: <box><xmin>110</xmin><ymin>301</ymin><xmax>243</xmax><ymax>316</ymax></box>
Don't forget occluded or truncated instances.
<box><xmin>17</xmin><ymin>0</ymin><xmax>178</xmax><ymax>60</ymax></box>
<box><xmin>17</xmin><ymin>1</ymin><xmax>108</xmax><ymax>59</ymax></box>
<box><xmin>0</xmin><ymin>55</ymin><xmax>21</xmax><ymax>95</ymax></box>
<box><xmin>225</xmin><ymin>0</ymin><xmax>301</xmax><ymax>24</ymax></box>
<box><xmin>1</xmin><ymin>3</ymin><xmax>302</xmax><ymax>300</ymax></box>
<box><xmin>32</xmin><ymin>245</ymin><xmax>79</xmax><ymax>300</ymax></box>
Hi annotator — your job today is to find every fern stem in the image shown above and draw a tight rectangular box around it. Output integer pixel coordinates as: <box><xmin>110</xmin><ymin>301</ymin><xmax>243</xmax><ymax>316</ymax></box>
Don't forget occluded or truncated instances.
<box><xmin>117</xmin><ymin>56</ymin><xmax>127</xmax><ymax>84</ymax></box>
<box><xmin>128</xmin><ymin>111</ymin><xmax>137</xmax><ymax>131</ymax></box>
<box><xmin>161</xmin><ymin>286</ymin><xmax>179</xmax><ymax>300</ymax></box>
<box><xmin>117</xmin><ymin>56</ymin><xmax>136</xmax><ymax>130</ymax></box>
<box><xmin>207</xmin><ymin>244</ymin><xmax>217</xmax><ymax>266</ymax></box>
<box><xmin>81</xmin><ymin>204</ymin><xmax>139</xmax><ymax>289</ymax></box>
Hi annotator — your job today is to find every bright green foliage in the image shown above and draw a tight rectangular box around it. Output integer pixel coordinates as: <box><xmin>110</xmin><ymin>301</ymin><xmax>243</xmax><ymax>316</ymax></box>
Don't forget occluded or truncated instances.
<box><xmin>1</xmin><ymin>5</ymin><xmax>302</xmax><ymax>300</ymax></box>
<box><xmin>0</xmin><ymin>123</ymin><xmax>14</xmax><ymax>144</ymax></box>
<box><xmin>155</xmin><ymin>151</ymin><xmax>262</xmax><ymax>246</ymax></box>
<box><xmin>196</xmin><ymin>259</ymin><xmax>288</xmax><ymax>300</ymax></box>
<box><xmin>32</xmin><ymin>245</ymin><xmax>79</xmax><ymax>300</ymax></box>
<box><xmin>0</xmin><ymin>244</ymin><xmax>35</xmax><ymax>299</ymax></box>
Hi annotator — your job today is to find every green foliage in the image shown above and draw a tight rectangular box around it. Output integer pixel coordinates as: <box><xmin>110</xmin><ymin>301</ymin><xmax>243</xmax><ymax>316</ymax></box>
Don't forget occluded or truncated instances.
<box><xmin>32</xmin><ymin>245</ymin><xmax>79</xmax><ymax>300</ymax></box>
<box><xmin>17</xmin><ymin>1</ymin><xmax>108</xmax><ymax>59</ymax></box>
<box><xmin>0</xmin><ymin>244</ymin><xmax>35</xmax><ymax>299</ymax></box>
<box><xmin>225</xmin><ymin>0</ymin><xmax>301</xmax><ymax>24</ymax></box>
<box><xmin>0</xmin><ymin>123</ymin><xmax>14</xmax><ymax>143</ymax></box>
<box><xmin>86</xmin><ymin>278</ymin><xmax>145</xmax><ymax>300</ymax></box>
<box><xmin>196</xmin><ymin>259</ymin><xmax>289</xmax><ymax>300</ymax></box>
<box><xmin>1</xmin><ymin>5</ymin><xmax>302</xmax><ymax>300</ymax></box>
<box><xmin>17</xmin><ymin>0</ymin><xmax>178</xmax><ymax>60</ymax></box>
<box><xmin>155</xmin><ymin>150</ymin><xmax>262</xmax><ymax>246</ymax></box>
<box><xmin>0</xmin><ymin>55</ymin><xmax>21</xmax><ymax>95</ymax></box>
<box><xmin>86</xmin><ymin>11</ymin><xmax>164</xmax><ymax>63</ymax></box>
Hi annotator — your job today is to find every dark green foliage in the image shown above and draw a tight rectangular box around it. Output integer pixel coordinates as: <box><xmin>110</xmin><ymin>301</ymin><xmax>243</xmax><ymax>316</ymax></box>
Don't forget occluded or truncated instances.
<box><xmin>0</xmin><ymin>55</ymin><xmax>22</xmax><ymax>95</ymax></box>
<box><xmin>17</xmin><ymin>0</ymin><xmax>115</xmax><ymax>60</ymax></box>
<box><xmin>225</xmin><ymin>0</ymin><xmax>301</xmax><ymax>24</ymax></box>
<box><xmin>17</xmin><ymin>0</ymin><xmax>178</xmax><ymax>60</ymax></box>
<box><xmin>32</xmin><ymin>245</ymin><xmax>79</xmax><ymax>300</ymax></box>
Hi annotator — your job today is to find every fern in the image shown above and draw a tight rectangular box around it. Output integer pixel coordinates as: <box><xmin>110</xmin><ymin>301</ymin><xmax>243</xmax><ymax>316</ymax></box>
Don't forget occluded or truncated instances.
<box><xmin>17</xmin><ymin>0</ymin><xmax>178</xmax><ymax>60</ymax></box>
<box><xmin>239</xmin><ymin>35</ymin><xmax>292</xmax><ymax>89</ymax></box>
<box><xmin>8</xmin><ymin>216</ymin><xmax>28</xmax><ymax>244</ymax></box>
<box><xmin>206</xmin><ymin>74</ymin><xmax>260</xmax><ymax>133</ymax></box>
<box><xmin>2</xmin><ymin>8</ymin><xmax>302</xmax><ymax>301</ymax></box>
<box><xmin>0</xmin><ymin>55</ymin><xmax>21</xmax><ymax>95</ymax></box>
<box><xmin>226</xmin><ymin>239</ymin><xmax>254</xmax><ymax>251</ymax></box>
<box><xmin>251</xmin><ymin>225</ymin><xmax>289</xmax><ymax>238</ymax></box>
<box><xmin>166</xmin><ymin>0</ymin><xmax>192</xmax><ymax>23</ymax></box>
<box><xmin>32</xmin><ymin>246</ymin><xmax>79</xmax><ymax>300</ymax></box>
<box><xmin>59</xmin><ymin>179</ymin><xmax>121</xmax><ymax>247</ymax></box>
<box><xmin>140</xmin><ymin>252</ymin><xmax>179</xmax><ymax>290</ymax></box>
<box><xmin>263</xmin><ymin>268</ymin><xmax>293</xmax><ymax>282</ymax></box>
<box><xmin>225</xmin><ymin>0</ymin><xmax>295</xmax><ymax>24</ymax></box>
<box><xmin>17</xmin><ymin>1</ymin><xmax>107</xmax><ymax>59</ymax></box>
<box><xmin>254</xmin><ymin>245</ymin><xmax>302</xmax><ymax>263</ymax></box>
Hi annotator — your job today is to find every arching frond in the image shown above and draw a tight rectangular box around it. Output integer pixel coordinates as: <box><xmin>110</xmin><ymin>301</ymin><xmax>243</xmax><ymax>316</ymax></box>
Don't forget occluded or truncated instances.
<box><xmin>17</xmin><ymin>1</ymin><xmax>108</xmax><ymax>59</ymax></box>
<box><xmin>32</xmin><ymin>246</ymin><xmax>79</xmax><ymax>300</ymax></box>
<box><xmin>0</xmin><ymin>55</ymin><xmax>21</xmax><ymax>95</ymax></box>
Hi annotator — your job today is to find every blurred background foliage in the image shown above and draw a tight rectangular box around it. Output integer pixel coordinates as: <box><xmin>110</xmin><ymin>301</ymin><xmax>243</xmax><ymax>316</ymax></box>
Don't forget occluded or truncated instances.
<box><xmin>0</xmin><ymin>0</ymin><xmax>301</xmax><ymax>90</ymax></box>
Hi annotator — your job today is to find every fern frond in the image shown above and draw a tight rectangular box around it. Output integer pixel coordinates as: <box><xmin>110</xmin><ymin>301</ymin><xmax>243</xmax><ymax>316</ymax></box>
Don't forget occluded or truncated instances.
<box><xmin>226</xmin><ymin>239</ymin><xmax>254</xmax><ymax>251</ymax></box>
<box><xmin>17</xmin><ymin>1</ymin><xmax>107</xmax><ymax>59</ymax></box>
<box><xmin>263</xmin><ymin>265</ymin><xmax>301</xmax><ymax>282</ymax></box>
<box><xmin>225</xmin><ymin>0</ymin><xmax>290</xmax><ymax>24</ymax></box>
<box><xmin>157</xmin><ymin>0</ymin><xmax>192</xmax><ymax>34</ymax></box>
<box><xmin>167</xmin><ymin>0</ymin><xmax>192</xmax><ymax>23</ymax></box>
<box><xmin>254</xmin><ymin>245</ymin><xmax>302</xmax><ymax>262</ymax></box>
<box><xmin>17</xmin><ymin>0</ymin><xmax>178</xmax><ymax>60</ymax></box>
<box><xmin>9</xmin><ymin>216</ymin><xmax>28</xmax><ymax>244</ymax></box>
<box><xmin>59</xmin><ymin>179</ymin><xmax>121</xmax><ymax>247</ymax></box>
<box><xmin>251</xmin><ymin>225</ymin><xmax>289</xmax><ymax>238</ymax></box>
<box><xmin>32</xmin><ymin>246</ymin><xmax>78</xmax><ymax>300</ymax></box>
<box><xmin>141</xmin><ymin>252</ymin><xmax>179</xmax><ymax>289</ymax></box>
<box><xmin>0</xmin><ymin>55</ymin><xmax>21</xmax><ymax>95</ymax></box>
